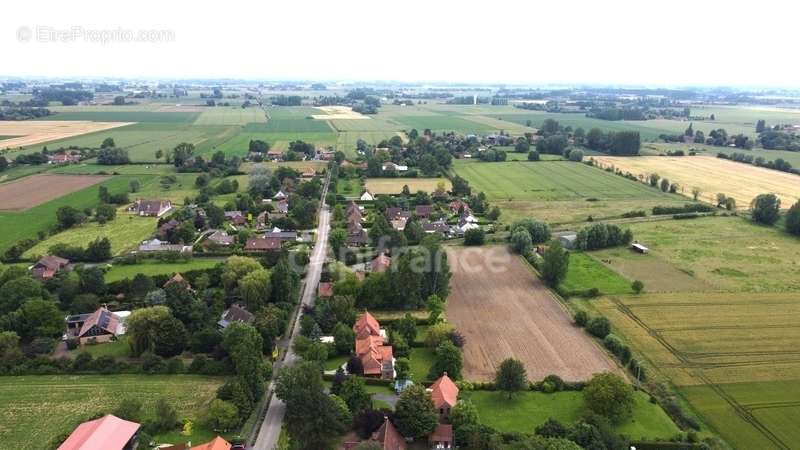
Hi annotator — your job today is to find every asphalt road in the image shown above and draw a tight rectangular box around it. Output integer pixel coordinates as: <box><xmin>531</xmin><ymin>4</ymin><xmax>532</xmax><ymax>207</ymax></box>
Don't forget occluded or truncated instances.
<box><xmin>252</xmin><ymin>176</ymin><xmax>331</xmax><ymax>450</ymax></box>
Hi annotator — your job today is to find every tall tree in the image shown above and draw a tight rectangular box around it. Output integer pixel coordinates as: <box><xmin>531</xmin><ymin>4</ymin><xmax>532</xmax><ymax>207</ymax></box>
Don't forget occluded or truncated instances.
<box><xmin>786</xmin><ymin>200</ymin><xmax>800</xmax><ymax>236</ymax></box>
<box><xmin>393</xmin><ymin>385</ymin><xmax>438</xmax><ymax>439</ymax></box>
<box><xmin>750</xmin><ymin>193</ymin><xmax>781</xmax><ymax>225</ymax></box>
<box><xmin>541</xmin><ymin>241</ymin><xmax>570</xmax><ymax>286</ymax></box>
<box><xmin>494</xmin><ymin>358</ymin><xmax>528</xmax><ymax>399</ymax></box>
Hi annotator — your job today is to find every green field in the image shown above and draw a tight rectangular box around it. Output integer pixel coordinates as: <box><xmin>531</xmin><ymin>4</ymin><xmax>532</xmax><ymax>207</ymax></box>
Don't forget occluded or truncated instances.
<box><xmin>453</xmin><ymin>160</ymin><xmax>686</xmax><ymax>225</ymax></box>
<box><xmin>193</xmin><ymin>107</ymin><xmax>266</xmax><ymax>125</ymax></box>
<box><xmin>466</xmin><ymin>389</ymin><xmax>680</xmax><ymax>440</ymax></box>
<box><xmin>614</xmin><ymin>216</ymin><xmax>800</xmax><ymax>292</ymax></box>
<box><xmin>247</xmin><ymin>119</ymin><xmax>334</xmax><ymax>134</ymax></box>
<box><xmin>408</xmin><ymin>347</ymin><xmax>436</xmax><ymax>382</ymax></box>
<box><xmin>0</xmin><ymin>176</ymin><xmax>134</xmax><ymax>252</ymax></box>
<box><xmin>560</xmin><ymin>252</ymin><xmax>633</xmax><ymax>296</ymax></box>
<box><xmin>392</xmin><ymin>115</ymin><xmax>495</xmax><ymax>133</ymax></box>
<box><xmin>23</xmin><ymin>213</ymin><xmax>157</xmax><ymax>259</ymax></box>
<box><xmin>104</xmin><ymin>258</ymin><xmax>225</xmax><ymax>282</ymax></box>
<box><xmin>44</xmin><ymin>111</ymin><xmax>199</xmax><ymax>123</ymax></box>
<box><xmin>336</xmin><ymin>177</ymin><xmax>363</xmax><ymax>197</ymax></box>
<box><xmin>0</xmin><ymin>374</ymin><xmax>225</xmax><ymax>450</ymax></box>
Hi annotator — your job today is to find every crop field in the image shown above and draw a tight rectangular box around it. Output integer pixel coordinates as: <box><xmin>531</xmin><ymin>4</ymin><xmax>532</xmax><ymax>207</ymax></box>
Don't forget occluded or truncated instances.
<box><xmin>193</xmin><ymin>106</ymin><xmax>266</xmax><ymax>125</ymax></box>
<box><xmin>51</xmin><ymin>163</ymin><xmax>178</xmax><ymax>176</ymax></box>
<box><xmin>336</xmin><ymin>131</ymin><xmax>404</xmax><ymax>158</ymax></box>
<box><xmin>328</xmin><ymin>117</ymin><xmax>403</xmax><ymax>132</ymax></box>
<box><xmin>392</xmin><ymin>115</ymin><xmax>495</xmax><ymax>133</ymax></box>
<box><xmin>592</xmin><ymin>155</ymin><xmax>800</xmax><ymax>208</ymax></box>
<box><xmin>23</xmin><ymin>213</ymin><xmax>157</xmax><ymax>258</ymax></box>
<box><xmin>0</xmin><ymin>176</ymin><xmax>133</xmax><ymax>252</ymax></box>
<box><xmin>445</xmin><ymin>246</ymin><xmax>621</xmax><ymax>382</ymax></box>
<box><xmin>0</xmin><ymin>174</ymin><xmax>109</xmax><ymax>210</ymax></box>
<box><xmin>0</xmin><ymin>374</ymin><xmax>224</xmax><ymax>450</ymax></box>
<box><xmin>590</xmin><ymin>246</ymin><xmax>714</xmax><ymax>293</ymax></box>
<box><xmin>616</xmin><ymin>216</ymin><xmax>800</xmax><ymax>292</ymax></box>
<box><xmin>0</xmin><ymin>120</ymin><xmax>134</xmax><ymax>149</ymax></box>
<box><xmin>466</xmin><ymin>389</ymin><xmax>679</xmax><ymax>440</ymax></box>
<box><xmin>42</xmin><ymin>110</ymin><xmax>199</xmax><ymax>123</ymax></box>
<box><xmin>453</xmin><ymin>160</ymin><xmax>686</xmax><ymax>224</ymax></box>
<box><xmin>248</xmin><ymin>119</ymin><xmax>334</xmax><ymax>133</ymax></box>
<box><xmin>214</xmin><ymin>129</ymin><xmax>337</xmax><ymax>156</ymax></box>
<box><xmin>590</xmin><ymin>292</ymin><xmax>800</xmax><ymax>450</ymax></box>
<box><xmin>365</xmin><ymin>177</ymin><xmax>450</xmax><ymax>195</ymax></box>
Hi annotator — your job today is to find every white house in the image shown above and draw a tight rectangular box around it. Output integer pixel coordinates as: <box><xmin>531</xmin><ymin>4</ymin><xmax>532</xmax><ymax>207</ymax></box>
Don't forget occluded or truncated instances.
<box><xmin>360</xmin><ymin>190</ymin><xmax>375</xmax><ymax>201</ymax></box>
<box><xmin>382</xmin><ymin>162</ymin><xmax>408</xmax><ymax>172</ymax></box>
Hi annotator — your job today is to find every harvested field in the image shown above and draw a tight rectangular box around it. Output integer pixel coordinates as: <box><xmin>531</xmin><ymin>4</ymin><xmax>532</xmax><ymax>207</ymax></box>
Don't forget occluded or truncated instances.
<box><xmin>155</xmin><ymin>104</ymin><xmax>206</xmax><ymax>112</ymax></box>
<box><xmin>0</xmin><ymin>121</ymin><xmax>133</xmax><ymax>149</ymax></box>
<box><xmin>592</xmin><ymin>155</ymin><xmax>800</xmax><ymax>209</ymax></box>
<box><xmin>311</xmin><ymin>106</ymin><xmax>370</xmax><ymax>120</ymax></box>
<box><xmin>446</xmin><ymin>246</ymin><xmax>621</xmax><ymax>382</ymax></box>
<box><xmin>365</xmin><ymin>177</ymin><xmax>450</xmax><ymax>195</ymax></box>
<box><xmin>0</xmin><ymin>174</ymin><xmax>109</xmax><ymax>210</ymax></box>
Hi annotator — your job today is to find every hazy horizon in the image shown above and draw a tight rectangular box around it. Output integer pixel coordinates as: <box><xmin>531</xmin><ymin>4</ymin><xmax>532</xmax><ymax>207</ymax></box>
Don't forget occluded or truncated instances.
<box><xmin>3</xmin><ymin>0</ymin><xmax>800</xmax><ymax>88</ymax></box>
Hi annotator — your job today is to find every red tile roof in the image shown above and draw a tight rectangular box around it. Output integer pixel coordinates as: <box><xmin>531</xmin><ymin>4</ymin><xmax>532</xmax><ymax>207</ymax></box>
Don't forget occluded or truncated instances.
<box><xmin>430</xmin><ymin>373</ymin><xmax>459</xmax><ymax>409</ymax></box>
<box><xmin>58</xmin><ymin>414</ymin><xmax>140</xmax><ymax>450</ymax></box>
<box><xmin>245</xmin><ymin>236</ymin><xmax>282</xmax><ymax>251</ymax></box>
<box><xmin>353</xmin><ymin>311</ymin><xmax>381</xmax><ymax>338</ymax></box>
<box><xmin>371</xmin><ymin>417</ymin><xmax>406</xmax><ymax>450</ymax></box>
<box><xmin>370</xmin><ymin>254</ymin><xmax>392</xmax><ymax>273</ymax></box>
<box><xmin>318</xmin><ymin>282</ymin><xmax>334</xmax><ymax>298</ymax></box>
<box><xmin>429</xmin><ymin>424</ymin><xmax>453</xmax><ymax>444</ymax></box>
<box><xmin>78</xmin><ymin>307</ymin><xmax>120</xmax><ymax>339</ymax></box>
<box><xmin>190</xmin><ymin>436</ymin><xmax>231</xmax><ymax>450</ymax></box>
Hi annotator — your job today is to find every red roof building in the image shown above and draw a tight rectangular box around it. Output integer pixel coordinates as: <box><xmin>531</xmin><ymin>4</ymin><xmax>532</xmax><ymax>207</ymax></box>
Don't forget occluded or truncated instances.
<box><xmin>429</xmin><ymin>423</ymin><xmax>453</xmax><ymax>449</ymax></box>
<box><xmin>370</xmin><ymin>254</ymin><xmax>392</xmax><ymax>273</ymax></box>
<box><xmin>190</xmin><ymin>436</ymin><xmax>231</xmax><ymax>450</ymax></box>
<box><xmin>245</xmin><ymin>236</ymin><xmax>282</xmax><ymax>252</ymax></box>
<box><xmin>371</xmin><ymin>416</ymin><xmax>406</xmax><ymax>450</ymax></box>
<box><xmin>448</xmin><ymin>200</ymin><xmax>471</xmax><ymax>215</ymax></box>
<box><xmin>76</xmin><ymin>307</ymin><xmax>122</xmax><ymax>345</ymax></box>
<box><xmin>30</xmin><ymin>255</ymin><xmax>69</xmax><ymax>279</ymax></box>
<box><xmin>430</xmin><ymin>373</ymin><xmax>459</xmax><ymax>420</ymax></box>
<box><xmin>318</xmin><ymin>282</ymin><xmax>334</xmax><ymax>298</ymax></box>
<box><xmin>58</xmin><ymin>414</ymin><xmax>140</xmax><ymax>450</ymax></box>
<box><xmin>353</xmin><ymin>311</ymin><xmax>394</xmax><ymax>379</ymax></box>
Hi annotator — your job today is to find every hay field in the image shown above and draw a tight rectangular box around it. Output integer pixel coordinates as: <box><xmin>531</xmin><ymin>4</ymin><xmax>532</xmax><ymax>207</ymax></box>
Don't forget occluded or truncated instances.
<box><xmin>592</xmin><ymin>155</ymin><xmax>800</xmax><ymax>208</ymax></box>
<box><xmin>193</xmin><ymin>106</ymin><xmax>266</xmax><ymax>125</ymax></box>
<box><xmin>0</xmin><ymin>174</ymin><xmax>109</xmax><ymax>210</ymax></box>
<box><xmin>311</xmin><ymin>105</ymin><xmax>370</xmax><ymax>120</ymax></box>
<box><xmin>0</xmin><ymin>121</ymin><xmax>133</xmax><ymax>149</ymax></box>
<box><xmin>365</xmin><ymin>177</ymin><xmax>450</xmax><ymax>194</ymax></box>
<box><xmin>446</xmin><ymin>246</ymin><xmax>622</xmax><ymax>382</ymax></box>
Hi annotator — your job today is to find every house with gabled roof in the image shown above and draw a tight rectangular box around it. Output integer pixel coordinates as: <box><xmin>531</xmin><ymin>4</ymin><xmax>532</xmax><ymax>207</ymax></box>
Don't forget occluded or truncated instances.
<box><xmin>273</xmin><ymin>190</ymin><xmax>288</xmax><ymax>201</ymax></box>
<box><xmin>206</xmin><ymin>230</ymin><xmax>235</xmax><ymax>247</ymax></box>
<box><xmin>164</xmin><ymin>273</ymin><xmax>192</xmax><ymax>290</ymax></box>
<box><xmin>58</xmin><ymin>414</ymin><xmax>140</xmax><ymax>450</ymax></box>
<box><xmin>448</xmin><ymin>200</ymin><xmax>470</xmax><ymax>215</ymax></box>
<box><xmin>360</xmin><ymin>189</ymin><xmax>375</xmax><ymax>201</ymax></box>
<box><xmin>415</xmin><ymin>205</ymin><xmax>434</xmax><ymax>219</ymax></box>
<box><xmin>429</xmin><ymin>424</ymin><xmax>454</xmax><ymax>449</ymax></box>
<box><xmin>29</xmin><ymin>255</ymin><xmax>69</xmax><ymax>280</ymax></box>
<box><xmin>343</xmin><ymin>416</ymin><xmax>405</xmax><ymax>450</ymax></box>
<box><xmin>370</xmin><ymin>253</ymin><xmax>392</xmax><ymax>273</ymax></box>
<box><xmin>75</xmin><ymin>307</ymin><xmax>124</xmax><ymax>345</ymax></box>
<box><xmin>128</xmin><ymin>199</ymin><xmax>172</xmax><ymax>217</ymax></box>
<box><xmin>218</xmin><ymin>304</ymin><xmax>255</xmax><ymax>331</ymax></box>
<box><xmin>245</xmin><ymin>236</ymin><xmax>282</xmax><ymax>252</ymax></box>
<box><xmin>189</xmin><ymin>436</ymin><xmax>231</xmax><ymax>450</ymax></box>
<box><xmin>353</xmin><ymin>311</ymin><xmax>394</xmax><ymax>379</ymax></box>
<box><xmin>318</xmin><ymin>282</ymin><xmax>334</xmax><ymax>298</ymax></box>
<box><xmin>301</xmin><ymin>167</ymin><xmax>316</xmax><ymax>178</ymax></box>
<box><xmin>429</xmin><ymin>372</ymin><xmax>459</xmax><ymax>421</ymax></box>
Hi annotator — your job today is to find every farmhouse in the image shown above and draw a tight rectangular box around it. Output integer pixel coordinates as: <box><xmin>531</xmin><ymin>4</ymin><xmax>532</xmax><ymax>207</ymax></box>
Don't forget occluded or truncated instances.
<box><xmin>29</xmin><ymin>255</ymin><xmax>69</xmax><ymax>280</ymax></box>
<box><xmin>318</xmin><ymin>281</ymin><xmax>334</xmax><ymax>298</ymax></box>
<box><xmin>385</xmin><ymin>207</ymin><xmax>411</xmax><ymax>221</ymax></box>
<box><xmin>265</xmin><ymin>228</ymin><xmax>299</xmax><ymax>242</ymax></box>
<box><xmin>631</xmin><ymin>243</ymin><xmax>649</xmax><ymax>254</ymax></box>
<box><xmin>382</xmin><ymin>162</ymin><xmax>408</xmax><ymax>172</ymax></box>
<box><xmin>390</xmin><ymin>217</ymin><xmax>408</xmax><ymax>231</ymax></box>
<box><xmin>245</xmin><ymin>236</ymin><xmax>282</xmax><ymax>252</ymax></box>
<box><xmin>48</xmin><ymin>153</ymin><xmax>81</xmax><ymax>164</ymax></box>
<box><xmin>353</xmin><ymin>311</ymin><xmax>394</xmax><ymax>379</ymax></box>
<box><xmin>128</xmin><ymin>199</ymin><xmax>172</xmax><ymax>217</ymax></box>
<box><xmin>370</xmin><ymin>253</ymin><xmax>392</xmax><ymax>273</ymax></box>
<box><xmin>273</xmin><ymin>190</ymin><xmax>288</xmax><ymax>201</ymax></box>
<box><xmin>347</xmin><ymin>223</ymin><xmax>369</xmax><ymax>246</ymax></box>
<box><xmin>454</xmin><ymin>217</ymin><xmax>479</xmax><ymax>234</ymax></box>
<box><xmin>360</xmin><ymin>189</ymin><xmax>375</xmax><ymax>201</ymax></box>
<box><xmin>422</xmin><ymin>219</ymin><xmax>450</xmax><ymax>236</ymax></box>
<box><xmin>224</xmin><ymin>210</ymin><xmax>247</xmax><ymax>226</ymax></box>
<box><xmin>72</xmin><ymin>307</ymin><xmax>125</xmax><ymax>345</ymax></box>
<box><xmin>164</xmin><ymin>273</ymin><xmax>192</xmax><ymax>290</ymax></box>
<box><xmin>267</xmin><ymin>150</ymin><xmax>283</xmax><ymax>161</ymax></box>
<box><xmin>58</xmin><ymin>414</ymin><xmax>140</xmax><ymax>450</ymax></box>
<box><xmin>218</xmin><ymin>304</ymin><xmax>255</xmax><ymax>330</ymax></box>
<box><xmin>301</xmin><ymin>167</ymin><xmax>316</xmax><ymax>178</ymax></box>
<box><xmin>275</xmin><ymin>199</ymin><xmax>289</xmax><ymax>215</ymax></box>
<box><xmin>429</xmin><ymin>373</ymin><xmax>459</xmax><ymax>421</ymax></box>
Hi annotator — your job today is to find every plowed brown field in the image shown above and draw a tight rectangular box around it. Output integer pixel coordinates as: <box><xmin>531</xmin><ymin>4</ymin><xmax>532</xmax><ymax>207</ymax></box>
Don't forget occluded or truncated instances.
<box><xmin>446</xmin><ymin>246</ymin><xmax>622</xmax><ymax>381</ymax></box>
<box><xmin>0</xmin><ymin>174</ymin><xmax>109</xmax><ymax>210</ymax></box>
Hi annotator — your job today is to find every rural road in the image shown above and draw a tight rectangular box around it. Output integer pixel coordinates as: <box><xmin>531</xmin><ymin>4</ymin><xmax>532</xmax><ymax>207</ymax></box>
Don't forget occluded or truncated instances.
<box><xmin>252</xmin><ymin>173</ymin><xmax>331</xmax><ymax>450</ymax></box>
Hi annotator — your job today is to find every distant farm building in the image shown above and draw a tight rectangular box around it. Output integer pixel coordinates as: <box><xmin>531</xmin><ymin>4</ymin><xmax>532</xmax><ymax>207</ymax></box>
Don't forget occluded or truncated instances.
<box><xmin>58</xmin><ymin>414</ymin><xmax>140</xmax><ymax>450</ymax></box>
<box><xmin>128</xmin><ymin>199</ymin><xmax>172</xmax><ymax>217</ymax></box>
<box><xmin>631</xmin><ymin>243</ymin><xmax>649</xmax><ymax>254</ymax></box>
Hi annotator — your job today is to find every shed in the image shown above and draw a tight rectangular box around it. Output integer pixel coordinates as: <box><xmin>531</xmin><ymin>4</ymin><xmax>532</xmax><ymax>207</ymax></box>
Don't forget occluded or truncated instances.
<box><xmin>631</xmin><ymin>243</ymin><xmax>649</xmax><ymax>254</ymax></box>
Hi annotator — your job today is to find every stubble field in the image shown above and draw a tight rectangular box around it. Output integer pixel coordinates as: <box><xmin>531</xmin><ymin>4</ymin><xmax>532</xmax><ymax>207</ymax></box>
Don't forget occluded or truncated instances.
<box><xmin>0</xmin><ymin>174</ymin><xmax>110</xmax><ymax>210</ymax></box>
<box><xmin>0</xmin><ymin>121</ymin><xmax>134</xmax><ymax>149</ymax></box>
<box><xmin>445</xmin><ymin>246</ymin><xmax>621</xmax><ymax>382</ymax></box>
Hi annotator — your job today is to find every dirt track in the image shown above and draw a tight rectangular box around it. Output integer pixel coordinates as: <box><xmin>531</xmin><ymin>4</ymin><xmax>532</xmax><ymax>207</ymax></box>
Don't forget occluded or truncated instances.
<box><xmin>446</xmin><ymin>246</ymin><xmax>622</xmax><ymax>382</ymax></box>
<box><xmin>0</xmin><ymin>174</ymin><xmax>109</xmax><ymax>210</ymax></box>
<box><xmin>0</xmin><ymin>121</ymin><xmax>133</xmax><ymax>149</ymax></box>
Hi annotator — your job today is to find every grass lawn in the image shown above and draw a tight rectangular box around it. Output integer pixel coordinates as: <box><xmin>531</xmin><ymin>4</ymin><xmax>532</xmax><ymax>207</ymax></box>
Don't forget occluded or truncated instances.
<box><xmin>466</xmin><ymin>389</ymin><xmax>680</xmax><ymax>441</ymax></box>
<box><xmin>336</xmin><ymin>177</ymin><xmax>363</xmax><ymax>197</ymax></box>
<box><xmin>408</xmin><ymin>347</ymin><xmax>436</xmax><ymax>382</ymax></box>
<box><xmin>23</xmin><ymin>213</ymin><xmax>158</xmax><ymax>259</ymax></box>
<box><xmin>72</xmin><ymin>337</ymin><xmax>131</xmax><ymax>358</ymax></box>
<box><xmin>324</xmin><ymin>354</ymin><xmax>349</xmax><ymax>372</ymax></box>
<box><xmin>560</xmin><ymin>252</ymin><xmax>633</xmax><ymax>296</ymax></box>
<box><xmin>104</xmin><ymin>258</ymin><xmax>225</xmax><ymax>282</ymax></box>
<box><xmin>0</xmin><ymin>374</ymin><xmax>225</xmax><ymax>450</ymax></box>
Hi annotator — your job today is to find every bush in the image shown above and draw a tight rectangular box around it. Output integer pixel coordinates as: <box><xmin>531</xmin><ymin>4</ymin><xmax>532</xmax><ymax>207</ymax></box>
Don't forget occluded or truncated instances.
<box><xmin>652</xmin><ymin>203</ymin><xmax>714</xmax><ymax>215</ymax></box>
<box><xmin>586</xmin><ymin>316</ymin><xmax>611</xmax><ymax>339</ymax></box>
<box><xmin>463</xmin><ymin>228</ymin><xmax>485</xmax><ymax>246</ymax></box>
<box><xmin>574</xmin><ymin>310</ymin><xmax>588</xmax><ymax>327</ymax></box>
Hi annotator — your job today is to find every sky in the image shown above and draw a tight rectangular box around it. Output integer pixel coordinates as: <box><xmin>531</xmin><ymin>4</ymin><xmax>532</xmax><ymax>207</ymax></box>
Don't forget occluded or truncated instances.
<box><xmin>2</xmin><ymin>0</ymin><xmax>799</xmax><ymax>88</ymax></box>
